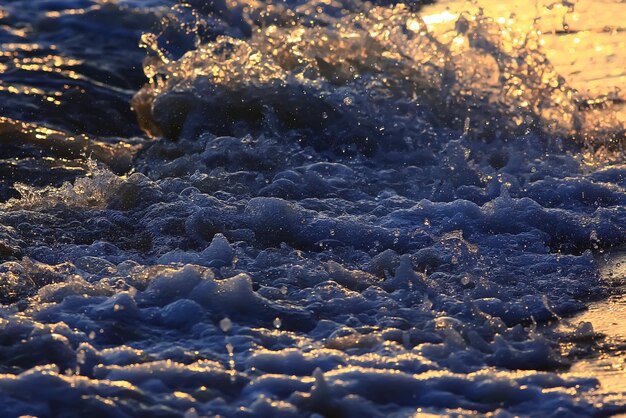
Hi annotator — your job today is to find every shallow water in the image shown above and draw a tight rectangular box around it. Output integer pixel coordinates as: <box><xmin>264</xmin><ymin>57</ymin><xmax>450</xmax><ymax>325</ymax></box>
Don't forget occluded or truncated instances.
<box><xmin>567</xmin><ymin>251</ymin><xmax>626</xmax><ymax>395</ymax></box>
<box><xmin>0</xmin><ymin>0</ymin><xmax>625</xmax><ymax>417</ymax></box>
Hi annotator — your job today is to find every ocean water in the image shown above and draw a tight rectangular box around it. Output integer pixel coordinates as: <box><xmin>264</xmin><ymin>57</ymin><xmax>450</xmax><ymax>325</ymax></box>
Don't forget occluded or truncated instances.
<box><xmin>0</xmin><ymin>0</ymin><xmax>625</xmax><ymax>416</ymax></box>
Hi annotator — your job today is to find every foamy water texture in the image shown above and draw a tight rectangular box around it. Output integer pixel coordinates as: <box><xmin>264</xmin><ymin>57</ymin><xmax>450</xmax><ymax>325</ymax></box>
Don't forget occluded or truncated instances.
<box><xmin>0</xmin><ymin>0</ymin><xmax>626</xmax><ymax>416</ymax></box>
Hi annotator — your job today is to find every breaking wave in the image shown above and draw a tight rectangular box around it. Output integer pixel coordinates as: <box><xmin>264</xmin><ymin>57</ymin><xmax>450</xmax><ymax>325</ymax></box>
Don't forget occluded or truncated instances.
<box><xmin>0</xmin><ymin>0</ymin><xmax>624</xmax><ymax>416</ymax></box>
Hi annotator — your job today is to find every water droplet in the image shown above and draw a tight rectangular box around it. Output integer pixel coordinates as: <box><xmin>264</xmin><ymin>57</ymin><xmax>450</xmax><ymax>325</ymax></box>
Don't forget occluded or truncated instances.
<box><xmin>273</xmin><ymin>317</ymin><xmax>282</xmax><ymax>329</ymax></box>
<box><xmin>220</xmin><ymin>317</ymin><xmax>232</xmax><ymax>333</ymax></box>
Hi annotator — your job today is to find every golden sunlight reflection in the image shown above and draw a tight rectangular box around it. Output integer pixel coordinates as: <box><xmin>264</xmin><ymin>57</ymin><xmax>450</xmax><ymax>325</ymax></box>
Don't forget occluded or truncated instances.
<box><xmin>0</xmin><ymin>117</ymin><xmax>136</xmax><ymax>172</ymax></box>
<box><xmin>566</xmin><ymin>251</ymin><xmax>626</xmax><ymax>393</ymax></box>
<box><xmin>0</xmin><ymin>42</ymin><xmax>89</xmax><ymax>104</ymax></box>
<box><xmin>421</xmin><ymin>0</ymin><xmax>626</xmax><ymax>137</ymax></box>
<box><xmin>421</xmin><ymin>10</ymin><xmax>458</xmax><ymax>27</ymax></box>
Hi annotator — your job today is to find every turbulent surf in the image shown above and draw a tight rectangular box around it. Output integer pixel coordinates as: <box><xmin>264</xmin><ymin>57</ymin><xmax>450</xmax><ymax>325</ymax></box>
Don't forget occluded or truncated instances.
<box><xmin>0</xmin><ymin>0</ymin><xmax>625</xmax><ymax>416</ymax></box>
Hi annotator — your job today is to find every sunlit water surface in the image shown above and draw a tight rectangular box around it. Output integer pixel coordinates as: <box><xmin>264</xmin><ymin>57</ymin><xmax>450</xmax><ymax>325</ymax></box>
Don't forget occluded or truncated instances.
<box><xmin>0</xmin><ymin>0</ymin><xmax>625</xmax><ymax>416</ymax></box>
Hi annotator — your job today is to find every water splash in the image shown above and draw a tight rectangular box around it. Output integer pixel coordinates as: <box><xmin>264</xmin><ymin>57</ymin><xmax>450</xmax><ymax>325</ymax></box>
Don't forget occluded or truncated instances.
<box><xmin>133</xmin><ymin>2</ymin><xmax>625</xmax><ymax>147</ymax></box>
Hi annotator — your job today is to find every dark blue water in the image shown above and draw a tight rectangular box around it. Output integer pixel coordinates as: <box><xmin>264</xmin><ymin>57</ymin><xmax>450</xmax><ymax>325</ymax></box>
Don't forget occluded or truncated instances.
<box><xmin>0</xmin><ymin>0</ymin><xmax>625</xmax><ymax>416</ymax></box>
